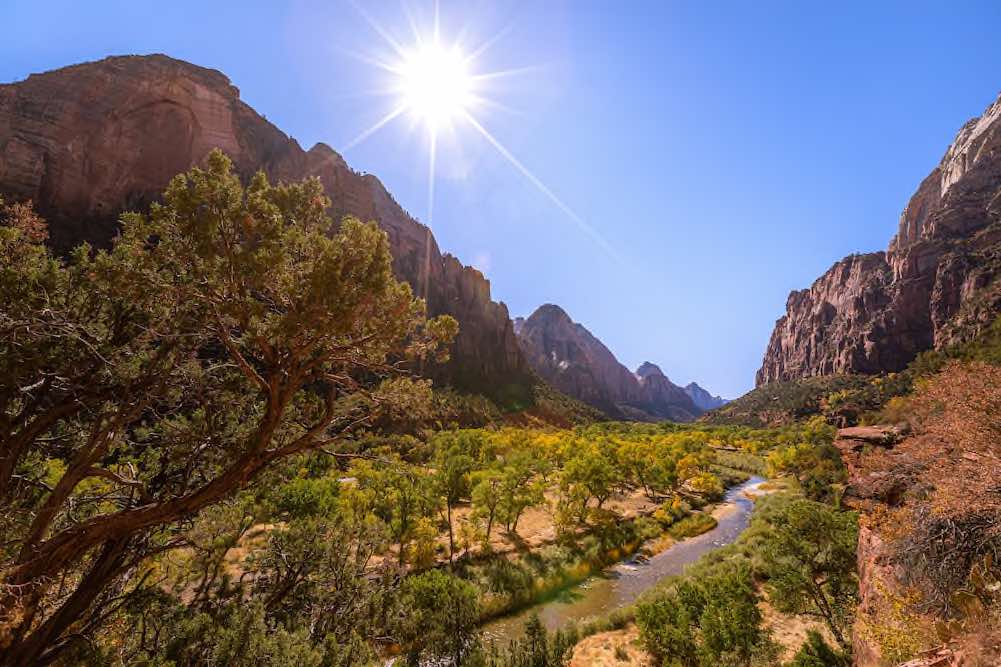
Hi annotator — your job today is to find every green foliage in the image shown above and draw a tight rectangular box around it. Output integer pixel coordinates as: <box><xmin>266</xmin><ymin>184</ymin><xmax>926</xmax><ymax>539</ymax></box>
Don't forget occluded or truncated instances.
<box><xmin>703</xmin><ymin>375</ymin><xmax>873</xmax><ymax>427</ymax></box>
<box><xmin>630</xmin><ymin>491</ymin><xmax>858</xmax><ymax>667</ymax></box>
<box><xmin>433</xmin><ymin>431</ymin><xmax>480</xmax><ymax>562</ymax></box>
<box><xmin>636</xmin><ymin>562</ymin><xmax>763</xmax><ymax>666</ymax></box>
<box><xmin>352</xmin><ymin>457</ymin><xmax>438</xmax><ymax>567</ymax></box>
<box><xmin>760</xmin><ymin>500</ymin><xmax>858</xmax><ymax>650</ymax></box>
<box><xmin>397</xmin><ymin>569</ymin><xmax>482</xmax><ymax>666</ymax></box>
<box><xmin>766</xmin><ymin>441</ymin><xmax>846</xmax><ymax>504</ymax></box>
<box><xmin>271</xmin><ymin>475</ymin><xmax>342</xmax><ymax>518</ymax></box>
<box><xmin>0</xmin><ymin>153</ymin><xmax>455</xmax><ymax>665</ymax></box>
<box><xmin>668</xmin><ymin>513</ymin><xmax>718</xmax><ymax>540</ymax></box>
<box><xmin>787</xmin><ymin>630</ymin><xmax>849</xmax><ymax>667</ymax></box>
<box><xmin>487</xmin><ymin>613</ymin><xmax>577</xmax><ymax>667</ymax></box>
<box><xmin>529</xmin><ymin>382</ymin><xmax>605</xmax><ymax>425</ymax></box>
<box><xmin>560</xmin><ymin>440</ymin><xmax>620</xmax><ymax>517</ymax></box>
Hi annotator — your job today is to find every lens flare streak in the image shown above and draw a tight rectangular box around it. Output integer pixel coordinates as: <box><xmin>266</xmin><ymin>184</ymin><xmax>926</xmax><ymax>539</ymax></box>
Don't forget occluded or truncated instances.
<box><xmin>460</xmin><ymin>110</ymin><xmax>621</xmax><ymax>263</ymax></box>
<box><xmin>342</xmin><ymin>3</ymin><xmax>619</xmax><ymax>263</ymax></box>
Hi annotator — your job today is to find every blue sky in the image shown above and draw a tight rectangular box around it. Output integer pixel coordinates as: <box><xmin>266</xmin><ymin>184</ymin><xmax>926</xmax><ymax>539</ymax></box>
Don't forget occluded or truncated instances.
<box><xmin>3</xmin><ymin>1</ymin><xmax>1001</xmax><ymax>397</ymax></box>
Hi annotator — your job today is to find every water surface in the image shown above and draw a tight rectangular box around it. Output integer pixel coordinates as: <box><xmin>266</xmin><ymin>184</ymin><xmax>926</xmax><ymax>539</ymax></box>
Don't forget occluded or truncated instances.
<box><xmin>481</xmin><ymin>476</ymin><xmax>764</xmax><ymax>643</ymax></box>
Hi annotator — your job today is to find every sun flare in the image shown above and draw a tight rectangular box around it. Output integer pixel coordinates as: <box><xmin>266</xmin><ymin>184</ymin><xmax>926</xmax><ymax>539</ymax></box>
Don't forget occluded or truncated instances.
<box><xmin>342</xmin><ymin>4</ymin><xmax>616</xmax><ymax>261</ymax></box>
<box><xmin>397</xmin><ymin>43</ymin><xmax>473</xmax><ymax>127</ymax></box>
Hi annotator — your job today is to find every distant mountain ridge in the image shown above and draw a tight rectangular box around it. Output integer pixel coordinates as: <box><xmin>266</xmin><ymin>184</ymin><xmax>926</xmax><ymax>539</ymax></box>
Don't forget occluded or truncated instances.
<box><xmin>684</xmin><ymin>382</ymin><xmax>728</xmax><ymax>411</ymax></box>
<box><xmin>515</xmin><ymin>304</ymin><xmax>720</xmax><ymax>422</ymax></box>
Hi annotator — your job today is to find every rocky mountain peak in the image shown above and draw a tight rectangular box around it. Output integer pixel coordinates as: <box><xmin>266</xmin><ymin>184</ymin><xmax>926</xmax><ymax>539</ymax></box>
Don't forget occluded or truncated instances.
<box><xmin>684</xmin><ymin>382</ymin><xmax>729</xmax><ymax>412</ymax></box>
<box><xmin>635</xmin><ymin>361</ymin><xmax>666</xmax><ymax>380</ymax></box>
<box><xmin>758</xmin><ymin>91</ymin><xmax>1001</xmax><ymax>385</ymax></box>
<box><xmin>529</xmin><ymin>303</ymin><xmax>574</xmax><ymax>325</ymax></box>
<box><xmin>515</xmin><ymin>305</ymin><xmax>700</xmax><ymax>422</ymax></box>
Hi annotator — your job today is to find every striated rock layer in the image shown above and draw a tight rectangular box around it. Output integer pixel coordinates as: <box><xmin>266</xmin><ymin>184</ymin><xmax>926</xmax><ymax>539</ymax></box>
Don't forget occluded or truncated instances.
<box><xmin>0</xmin><ymin>54</ymin><xmax>533</xmax><ymax>400</ymax></box>
<box><xmin>515</xmin><ymin>305</ymin><xmax>700</xmax><ymax>421</ymax></box>
<box><xmin>758</xmin><ymin>92</ymin><xmax>1001</xmax><ymax>385</ymax></box>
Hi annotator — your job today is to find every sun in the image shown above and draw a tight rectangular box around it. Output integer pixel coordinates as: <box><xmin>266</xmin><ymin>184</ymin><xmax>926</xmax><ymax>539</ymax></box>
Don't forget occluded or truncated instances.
<box><xmin>342</xmin><ymin>4</ymin><xmax>618</xmax><ymax>262</ymax></box>
<box><xmin>397</xmin><ymin>42</ymin><xmax>473</xmax><ymax>127</ymax></box>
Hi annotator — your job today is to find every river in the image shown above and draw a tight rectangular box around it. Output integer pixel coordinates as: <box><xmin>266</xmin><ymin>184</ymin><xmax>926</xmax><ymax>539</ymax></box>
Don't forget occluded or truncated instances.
<box><xmin>480</xmin><ymin>475</ymin><xmax>765</xmax><ymax>644</ymax></box>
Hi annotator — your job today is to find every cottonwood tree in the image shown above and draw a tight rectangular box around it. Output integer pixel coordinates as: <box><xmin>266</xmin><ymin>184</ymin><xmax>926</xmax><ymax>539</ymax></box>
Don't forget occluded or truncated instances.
<box><xmin>559</xmin><ymin>441</ymin><xmax>619</xmax><ymax>522</ymax></box>
<box><xmin>498</xmin><ymin>453</ymin><xmax>545</xmax><ymax>535</ymax></box>
<box><xmin>0</xmin><ymin>151</ymin><xmax>455</xmax><ymax>666</ymax></box>
<box><xmin>471</xmin><ymin>467</ymin><xmax>504</xmax><ymax>546</ymax></box>
<box><xmin>352</xmin><ymin>457</ymin><xmax>438</xmax><ymax>567</ymax></box>
<box><xmin>432</xmin><ymin>438</ymin><xmax>474</xmax><ymax>564</ymax></box>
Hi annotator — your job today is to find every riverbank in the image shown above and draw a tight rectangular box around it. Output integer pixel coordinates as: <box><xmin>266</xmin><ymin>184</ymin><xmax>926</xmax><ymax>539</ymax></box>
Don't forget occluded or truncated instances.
<box><xmin>480</xmin><ymin>476</ymin><xmax>766</xmax><ymax>644</ymax></box>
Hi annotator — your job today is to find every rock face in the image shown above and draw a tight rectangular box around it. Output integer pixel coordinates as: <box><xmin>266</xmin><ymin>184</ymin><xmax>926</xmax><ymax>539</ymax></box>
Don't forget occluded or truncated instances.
<box><xmin>0</xmin><ymin>55</ymin><xmax>533</xmax><ymax>400</ymax></box>
<box><xmin>515</xmin><ymin>305</ymin><xmax>700</xmax><ymax>421</ymax></box>
<box><xmin>757</xmin><ymin>92</ymin><xmax>1001</xmax><ymax>385</ymax></box>
<box><xmin>634</xmin><ymin>362</ymin><xmax>701</xmax><ymax>422</ymax></box>
<box><xmin>683</xmin><ymin>382</ymin><xmax>728</xmax><ymax>411</ymax></box>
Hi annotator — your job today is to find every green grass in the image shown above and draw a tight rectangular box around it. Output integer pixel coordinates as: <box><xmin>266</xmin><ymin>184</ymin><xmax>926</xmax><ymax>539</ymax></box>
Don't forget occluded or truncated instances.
<box><xmin>667</xmin><ymin>512</ymin><xmax>717</xmax><ymax>539</ymax></box>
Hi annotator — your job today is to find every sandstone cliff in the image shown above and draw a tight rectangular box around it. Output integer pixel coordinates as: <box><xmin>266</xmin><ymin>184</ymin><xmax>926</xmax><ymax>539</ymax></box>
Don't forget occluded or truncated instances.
<box><xmin>515</xmin><ymin>305</ymin><xmax>699</xmax><ymax>421</ymax></box>
<box><xmin>758</xmin><ymin>93</ymin><xmax>1001</xmax><ymax>385</ymax></box>
<box><xmin>0</xmin><ymin>55</ymin><xmax>533</xmax><ymax>400</ymax></box>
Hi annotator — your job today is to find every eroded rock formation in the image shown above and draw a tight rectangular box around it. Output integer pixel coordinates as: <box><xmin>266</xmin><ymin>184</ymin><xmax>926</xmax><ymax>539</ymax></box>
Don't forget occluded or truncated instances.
<box><xmin>758</xmin><ymin>93</ymin><xmax>1001</xmax><ymax>385</ymax></box>
<box><xmin>683</xmin><ymin>382</ymin><xmax>728</xmax><ymax>412</ymax></box>
<box><xmin>0</xmin><ymin>54</ymin><xmax>533</xmax><ymax>399</ymax></box>
<box><xmin>515</xmin><ymin>305</ymin><xmax>699</xmax><ymax>421</ymax></box>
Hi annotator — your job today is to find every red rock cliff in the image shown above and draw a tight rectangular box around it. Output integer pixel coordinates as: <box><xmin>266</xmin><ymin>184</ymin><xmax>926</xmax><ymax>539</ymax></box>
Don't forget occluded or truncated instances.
<box><xmin>0</xmin><ymin>54</ymin><xmax>532</xmax><ymax>399</ymax></box>
<box><xmin>757</xmin><ymin>93</ymin><xmax>1001</xmax><ymax>385</ymax></box>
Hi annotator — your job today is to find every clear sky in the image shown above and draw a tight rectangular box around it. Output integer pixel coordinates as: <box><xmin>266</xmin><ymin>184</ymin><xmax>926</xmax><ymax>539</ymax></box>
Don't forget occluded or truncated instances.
<box><xmin>4</xmin><ymin>1</ymin><xmax>1001</xmax><ymax>397</ymax></box>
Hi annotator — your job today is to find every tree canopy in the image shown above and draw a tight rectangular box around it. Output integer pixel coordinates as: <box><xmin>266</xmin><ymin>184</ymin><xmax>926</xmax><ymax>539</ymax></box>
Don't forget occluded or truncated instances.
<box><xmin>0</xmin><ymin>152</ymin><xmax>455</xmax><ymax>666</ymax></box>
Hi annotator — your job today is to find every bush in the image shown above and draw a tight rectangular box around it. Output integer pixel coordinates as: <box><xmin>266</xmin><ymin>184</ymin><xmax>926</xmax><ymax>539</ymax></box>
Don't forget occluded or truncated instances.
<box><xmin>668</xmin><ymin>513</ymin><xmax>718</xmax><ymax>540</ymax></box>
<box><xmin>788</xmin><ymin>630</ymin><xmax>849</xmax><ymax>667</ymax></box>
<box><xmin>396</xmin><ymin>570</ymin><xmax>481</xmax><ymax>666</ymax></box>
<box><xmin>636</xmin><ymin>562</ymin><xmax>762</xmax><ymax>666</ymax></box>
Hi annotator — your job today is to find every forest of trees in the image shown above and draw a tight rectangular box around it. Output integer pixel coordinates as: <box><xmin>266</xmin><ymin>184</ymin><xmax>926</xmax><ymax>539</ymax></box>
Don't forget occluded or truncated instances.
<box><xmin>1</xmin><ymin>155</ymin><xmax>859</xmax><ymax>666</ymax></box>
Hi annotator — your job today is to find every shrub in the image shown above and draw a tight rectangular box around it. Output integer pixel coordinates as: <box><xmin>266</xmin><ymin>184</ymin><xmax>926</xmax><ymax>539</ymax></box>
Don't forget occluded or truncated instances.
<box><xmin>668</xmin><ymin>513</ymin><xmax>718</xmax><ymax>540</ymax></box>
<box><xmin>636</xmin><ymin>562</ymin><xmax>762</xmax><ymax>666</ymax></box>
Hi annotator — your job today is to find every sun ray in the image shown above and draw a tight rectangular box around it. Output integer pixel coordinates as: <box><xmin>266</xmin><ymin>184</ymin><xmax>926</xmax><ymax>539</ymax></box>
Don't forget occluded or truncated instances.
<box><xmin>342</xmin><ymin>5</ymin><xmax>618</xmax><ymax>262</ymax></box>
<box><xmin>468</xmin><ymin>94</ymin><xmax>523</xmax><ymax>117</ymax></box>
<box><xmin>470</xmin><ymin>64</ymin><xmax>545</xmax><ymax>83</ymax></box>
<box><xmin>336</xmin><ymin>46</ymin><xmax>400</xmax><ymax>74</ymax></box>
<box><xmin>433</xmin><ymin>0</ymin><xmax>440</xmax><ymax>43</ymax></box>
<box><xmin>422</xmin><ymin>125</ymin><xmax>438</xmax><ymax>302</ymax></box>
<box><xmin>326</xmin><ymin>86</ymin><xmax>405</xmax><ymax>102</ymax></box>
<box><xmin>350</xmin><ymin>0</ymin><xmax>407</xmax><ymax>59</ymax></box>
<box><xmin>427</xmin><ymin>125</ymin><xmax>437</xmax><ymax>226</ymax></box>
<box><xmin>463</xmin><ymin>24</ymin><xmax>514</xmax><ymax>65</ymax></box>
<box><xmin>460</xmin><ymin>110</ymin><xmax>621</xmax><ymax>263</ymax></box>
<box><xmin>400</xmin><ymin>0</ymin><xmax>425</xmax><ymax>47</ymax></box>
<box><xmin>342</xmin><ymin>103</ymin><xmax>409</xmax><ymax>152</ymax></box>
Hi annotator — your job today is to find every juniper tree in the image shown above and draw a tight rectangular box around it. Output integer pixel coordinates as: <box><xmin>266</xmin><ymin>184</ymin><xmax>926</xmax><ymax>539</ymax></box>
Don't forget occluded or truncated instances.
<box><xmin>0</xmin><ymin>151</ymin><xmax>456</xmax><ymax>665</ymax></box>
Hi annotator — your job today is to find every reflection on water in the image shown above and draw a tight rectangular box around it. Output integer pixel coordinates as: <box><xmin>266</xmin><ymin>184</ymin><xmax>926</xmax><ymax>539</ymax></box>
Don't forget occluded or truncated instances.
<box><xmin>481</xmin><ymin>476</ymin><xmax>764</xmax><ymax>644</ymax></box>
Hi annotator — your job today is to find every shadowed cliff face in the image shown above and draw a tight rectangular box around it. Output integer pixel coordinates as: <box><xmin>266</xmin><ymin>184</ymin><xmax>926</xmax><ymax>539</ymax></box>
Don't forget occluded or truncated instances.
<box><xmin>515</xmin><ymin>305</ymin><xmax>700</xmax><ymax>421</ymax></box>
<box><xmin>758</xmin><ymin>92</ymin><xmax>1001</xmax><ymax>386</ymax></box>
<box><xmin>0</xmin><ymin>54</ymin><xmax>533</xmax><ymax>400</ymax></box>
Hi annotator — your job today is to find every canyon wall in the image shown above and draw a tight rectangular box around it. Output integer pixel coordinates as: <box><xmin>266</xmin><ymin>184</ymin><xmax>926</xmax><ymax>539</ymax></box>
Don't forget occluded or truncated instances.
<box><xmin>0</xmin><ymin>55</ymin><xmax>533</xmax><ymax>400</ymax></box>
<box><xmin>758</xmin><ymin>93</ymin><xmax>1001</xmax><ymax>385</ymax></box>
